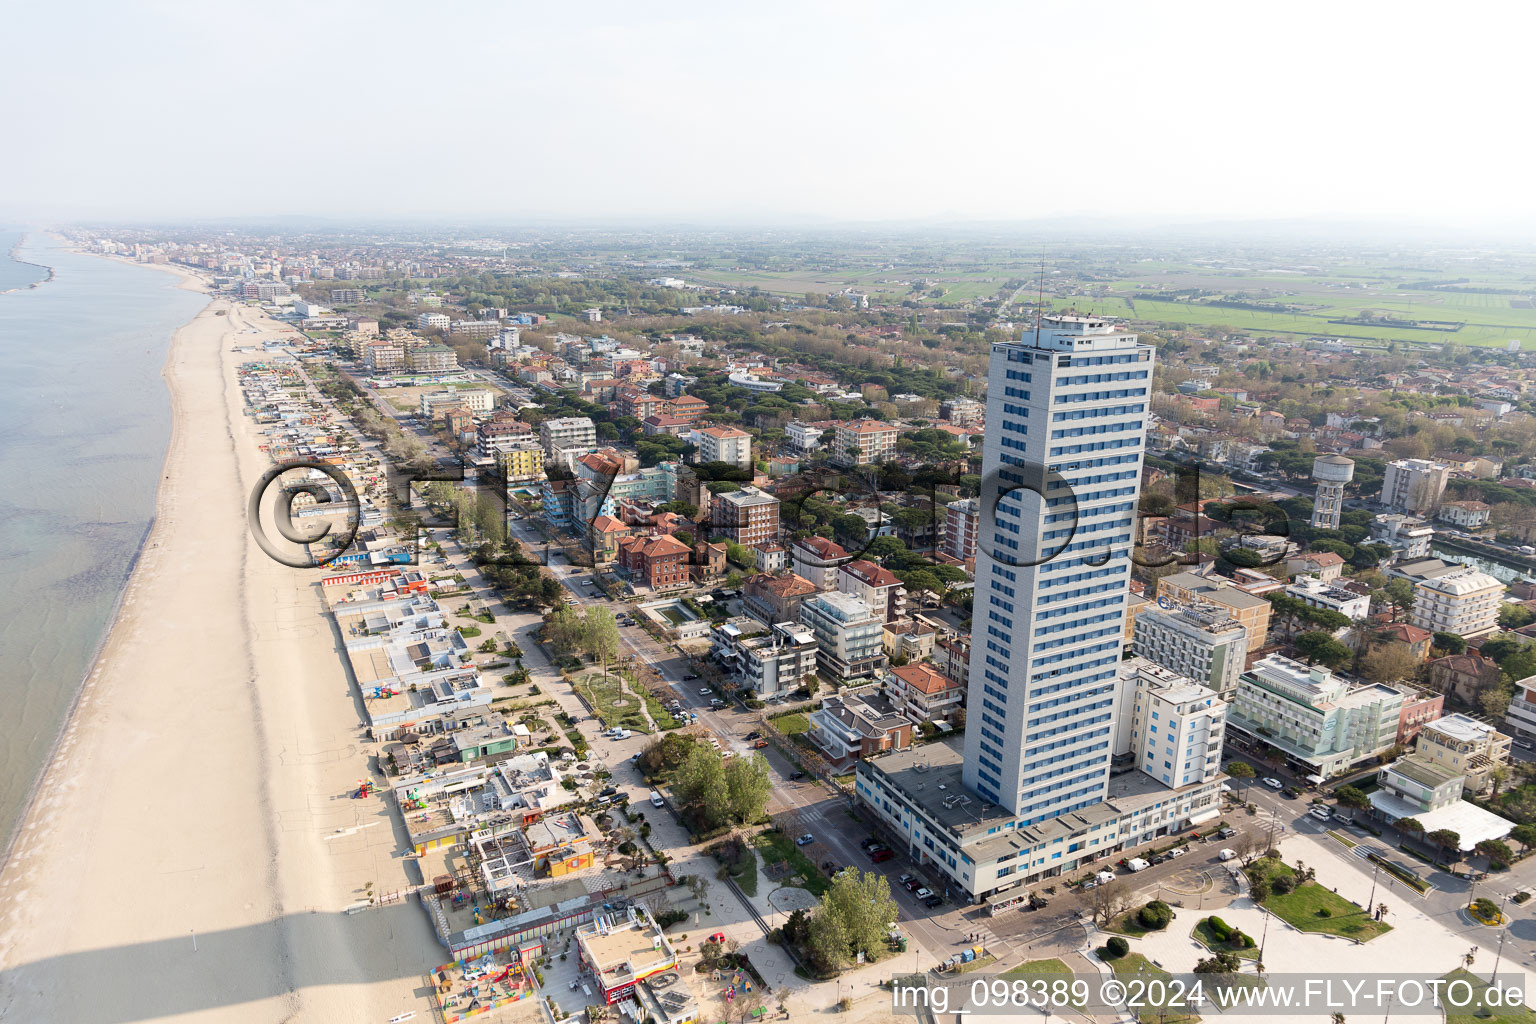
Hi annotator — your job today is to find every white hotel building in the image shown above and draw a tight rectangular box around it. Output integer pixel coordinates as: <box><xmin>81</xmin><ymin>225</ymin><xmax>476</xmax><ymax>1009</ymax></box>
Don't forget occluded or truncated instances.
<box><xmin>855</xmin><ymin>316</ymin><xmax>1224</xmax><ymax>904</ymax></box>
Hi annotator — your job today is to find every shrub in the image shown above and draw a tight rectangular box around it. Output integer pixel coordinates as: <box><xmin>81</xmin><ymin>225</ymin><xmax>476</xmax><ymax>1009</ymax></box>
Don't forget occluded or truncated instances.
<box><xmin>1242</xmin><ymin>932</ymin><xmax>1255</xmax><ymax>948</ymax></box>
<box><xmin>1316</xmin><ymin>908</ymin><xmax>1332</xmax><ymax>918</ymax></box>
<box><xmin>1207</xmin><ymin>916</ymin><xmax>1231</xmax><ymax>941</ymax></box>
<box><xmin>1228</xmin><ymin>929</ymin><xmax>1247</xmax><ymax>948</ymax></box>
<box><xmin>1105</xmin><ymin>936</ymin><xmax>1130</xmax><ymax>959</ymax></box>
<box><xmin>1271</xmin><ymin>874</ymin><xmax>1295</xmax><ymax>895</ymax></box>
<box><xmin>1138</xmin><ymin>900</ymin><xmax>1172</xmax><ymax>930</ymax></box>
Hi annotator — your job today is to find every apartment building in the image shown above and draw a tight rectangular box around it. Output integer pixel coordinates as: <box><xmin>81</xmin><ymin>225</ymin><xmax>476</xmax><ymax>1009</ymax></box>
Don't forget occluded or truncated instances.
<box><xmin>799</xmin><ymin>591</ymin><xmax>887</xmax><ymax>682</ymax></box>
<box><xmin>539</xmin><ymin>416</ymin><xmax>598</xmax><ymax>457</ymax></box>
<box><xmin>1371</xmin><ymin>513</ymin><xmax>1435</xmax><ymax>559</ymax></box>
<box><xmin>808</xmin><ymin>687</ymin><xmax>912</xmax><ymax>768</ymax></box>
<box><xmin>1439</xmin><ymin>500</ymin><xmax>1492</xmax><ymax>529</ymax></box>
<box><xmin>942</xmin><ymin>498</ymin><xmax>980</xmax><ymax>562</ymax></box>
<box><xmin>409</xmin><ymin>344</ymin><xmax>459</xmax><ymax>372</ymax></box>
<box><xmin>790</xmin><ymin>536</ymin><xmax>848</xmax><ymax>589</ymax></box>
<box><xmin>1284</xmin><ymin>574</ymin><xmax>1372</xmax><ymax>620</ymax></box>
<box><xmin>710</xmin><ymin>485</ymin><xmax>780</xmax><ymax>547</ymax></box>
<box><xmin>742</xmin><ymin>572</ymin><xmax>818</xmax><ymax>626</ymax></box>
<box><xmin>1380</xmin><ymin>458</ymin><xmax>1450</xmax><ymax>515</ymax></box>
<box><xmin>496</xmin><ymin>441</ymin><xmax>546</xmax><ymax>484</ymax></box>
<box><xmin>832</xmin><ymin>419</ymin><xmax>899</xmax><ymax>467</ymax></box>
<box><xmin>363</xmin><ymin>340</ymin><xmax>405</xmax><ymax>371</ymax></box>
<box><xmin>1228</xmin><ymin>654</ymin><xmax>1405</xmax><ymax>779</ymax></box>
<box><xmin>1124</xmin><ymin>662</ymin><xmax>1226</xmax><ymax>791</ymax></box>
<box><xmin>695</xmin><ymin>426</ymin><xmax>752</xmax><ymax>470</ymax></box>
<box><xmin>1408</xmin><ymin>567</ymin><xmax>1503</xmax><ymax>639</ymax></box>
<box><xmin>711</xmin><ymin>619</ymin><xmax>818</xmax><ymax>697</ymax></box>
<box><xmin>884</xmin><ymin>662</ymin><xmax>965</xmax><ymax>726</ymax></box>
<box><xmin>1414</xmin><ymin>712</ymin><xmax>1511</xmax><ymax>795</ymax></box>
<box><xmin>477</xmin><ymin>419</ymin><xmax>537</xmax><ymax>460</ymax></box>
<box><xmin>616</xmin><ymin>533</ymin><xmax>691</xmax><ymax>591</ymax></box>
<box><xmin>836</xmin><ymin>559</ymin><xmax>907</xmax><ymax>624</ymax></box>
<box><xmin>420</xmin><ymin>387</ymin><xmax>494</xmax><ymax>416</ymax></box>
<box><xmin>1157</xmin><ymin>572</ymin><xmax>1272</xmax><ymax>656</ymax></box>
<box><xmin>416</xmin><ymin>312</ymin><xmax>450</xmax><ymax>330</ymax></box>
<box><xmin>1130</xmin><ymin>603</ymin><xmax>1248</xmax><ymax>700</ymax></box>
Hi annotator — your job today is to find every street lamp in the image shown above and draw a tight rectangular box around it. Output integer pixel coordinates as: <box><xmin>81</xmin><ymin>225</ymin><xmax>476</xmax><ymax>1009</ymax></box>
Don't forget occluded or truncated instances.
<box><xmin>1493</xmin><ymin>894</ymin><xmax>1511</xmax><ymax>985</ymax></box>
<box><xmin>1258</xmin><ymin>906</ymin><xmax>1271</xmax><ymax>967</ymax></box>
<box><xmin>1366</xmin><ymin>859</ymin><xmax>1381</xmax><ymax>917</ymax></box>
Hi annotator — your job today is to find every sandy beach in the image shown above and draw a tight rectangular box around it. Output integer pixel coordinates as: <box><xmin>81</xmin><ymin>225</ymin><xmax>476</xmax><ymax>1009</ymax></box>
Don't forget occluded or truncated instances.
<box><xmin>0</xmin><ymin>271</ymin><xmax>438</xmax><ymax>1022</ymax></box>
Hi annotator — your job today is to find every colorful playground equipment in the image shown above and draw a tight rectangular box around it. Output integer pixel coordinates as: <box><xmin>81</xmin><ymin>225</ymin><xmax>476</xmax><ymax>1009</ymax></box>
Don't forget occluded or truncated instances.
<box><xmin>367</xmin><ymin>685</ymin><xmax>399</xmax><ymax>700</ymax></box>
<box><xmin>353</xmin><ymin>779</ymin><xmax>374</xmax><ymax>798</ymax></box>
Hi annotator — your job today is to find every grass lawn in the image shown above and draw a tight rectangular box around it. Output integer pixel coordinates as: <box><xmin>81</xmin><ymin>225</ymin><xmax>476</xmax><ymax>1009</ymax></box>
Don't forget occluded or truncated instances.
<box><xmin>1104</xmin><ymin>909</ymin><xmax>1151</xmax><ymax>938</ymax></box>
<box><xmin>725</xmin><ymin>849</ymin><xmax>759</xmax><ymax>898</ymax></box>
<box><xmin>1326</xmin><ymin>829</ymin><xmax>1358</xmax><ymax>849</ymax></box>
<box><xmin>772</xmin><ymin>712</ymin><xmax>809</xmax><ymax>735</ymax></box>
<box><xmin>1107</xmin><ymin>954</ymin><xmax>1200</xmax><ymax>1024</ymax></box>
<box><xmin>1191</xmin><ymin>919</ymin><xmax>1259</xmax><ymax>960</ymax></box>
<box><xmin>1246</xmin><ymin>858</ymin><xmax>1392</xmax><ymax>941</ymax></box>
<box><xmin>643</xmin><ymin>691</ymin><xmax>683</xmax><ymax>730</ymax></box>
<box><xmin>1002</xmin><ymin>958</ymin><xmax>1072</xmax><ymax>976</ymax></box>
<box><xmin>1442</xmin><ymin>969</ymin><xmax>1536</xmax><ymax>1024</ymax></box>
<box><xmin>752</xmin><ymin>830</ymin><xmax>830</xmax><ymax>897</ymax></box>
<box><xmin>575</xmin><ymin>672</ymin><xmax>652</xmax><ymax>733</ymax></box>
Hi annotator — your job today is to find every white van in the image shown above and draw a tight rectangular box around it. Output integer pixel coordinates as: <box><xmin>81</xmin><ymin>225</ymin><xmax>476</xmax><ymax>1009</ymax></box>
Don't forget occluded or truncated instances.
<box><xmin>649</xmin><ymin>790</ymin><xmax>665</xmax><ymax>808</ymax></box>
<box><xmin>1218</xmin><ymin>848</ymin><xmax>1236</xmax><ymax>862</ymax></box>
<box><xmin>1096</xmin><ymin>870</ymin><xmax>1116</xmax><ymax>885</ymax></box>
<box><xmin>1125</xmin><ymin>858</ymin><xmax>1150</xmax><ymax>872</ymax></box>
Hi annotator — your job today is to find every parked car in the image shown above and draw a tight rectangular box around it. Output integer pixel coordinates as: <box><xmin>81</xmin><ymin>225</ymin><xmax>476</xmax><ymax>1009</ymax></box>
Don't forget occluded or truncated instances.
<box><xmin>1166</xmin><ymin>847</ymin><xmax>1187</xmax><ymax>859</ymax></box>
<box><xmin>1216</xmin><ymin>827</ymin><xmax>1237</xmax><ymax>840</ymax></box>
<box><xmin>789</xmin><ymin>771</ymin><xmax>806</xmax><ymax>780</ymax></box>
<box><xmin>1218</xmin><ymin>849</ymin><xmax>1236</xmax><ymax>862</ymax></box>
<box><xmin>862</xmin><ymin>838</ymin><xmax>882</xmax><ymax>850</ymax></box>
<box><xmin>598</xmin><ymin>786</ymin><xmax>617</xmax><ymax>797</ymax></box>
<box><xmin>699</xmin><ymin>687</ymin><xmax>712</xmax><ymax>696</ymax></box>
<box><xmin>746</xmin><ymin>731</ymin><xmax>761</xmax><ymax>740</ymax></box>
<box><xmin>796</xmin><ymin>833</ymin><xmax>815</xmax><ymax>846</ymax></box>
<box><xmin>898</xmin><ymin>873</ymin><xmax>916</xmax><ymax>887</ymax></box>
<box><xmin>914</xmin><ymin>888</ymin><xmax>934</xmax><ymax>900</ymax></box>
<box><xmin>710</xmin><ymin>698</ymin><xmax>726</xmax><ymax>708</ymax></box>
<box><xmin>1283</xmin><ymin>786</ymin><xmax>1303</xmax><ymax>799</ymax></box>
<box><xmin>923</xmin><ymin>894</ymin><xmax>942</xmax><ymax>908</ymax></box>
<box><xmin>1262</xmin><ymin>777</ymin><xmax>1283</xmax><ymax>789</ymax></box>
<box><xmin>684</xmin><ymin>673</ymin><xmax>700</xmax><ymax>681</ymax></box>
<box><xmin>1309</xmin><ymin>806</ymin><xmax>1332</xmax><ymax>821</ymax></box>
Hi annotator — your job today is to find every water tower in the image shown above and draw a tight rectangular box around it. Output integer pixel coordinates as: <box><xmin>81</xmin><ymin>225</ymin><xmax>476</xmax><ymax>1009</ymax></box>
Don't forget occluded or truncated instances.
<box><xmin>1310</xmin><ymin>455</ymin><xmax>1355</xmax><ymax>530</ymax></box>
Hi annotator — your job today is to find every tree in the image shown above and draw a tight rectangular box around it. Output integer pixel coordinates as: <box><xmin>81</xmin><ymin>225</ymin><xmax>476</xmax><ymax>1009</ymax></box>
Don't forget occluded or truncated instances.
<box><xmin>1295</xmin><ymin>631</ymin><xmax>1352</xmax><ymax>670</ymax></box>
<box><xmin>1383</xmin><ymin>578</ymin><xmax>1416</xmax><ymax>621</ymax></box>
<box><xmin>1104</xmin><ymin>936</ymin><xmax>1130</xmax><ymax>959</ymax></box>
<box><xmin>1359</xmin><ymin>642</ymin><xmax>1421</xmax><ymax>684</ymax></box>
<box><xmin>1087</xmin><ymin>878</ymin><xmax>1131</xmax><ymax>927</ymax></box>
<box><xmin>1501</xmin><ymin>604</ymin><xmax>1536</xmax><ymax>630</ymax></box>
<box><xmin>1248</xmin><ymin>874</ymin><xmax>1271</xmax><ymax>902</ymax></box>
<box><xmin>1433</xmin><ymin>632</ymin><xmax>1467</xmax><ymax>655</ymax></box>
<box><xmin>1488</xmin><ymin>763</ymin><xmax>1512</xmax><ymax>798</ymax></box>
<box><xmin>1396</xmin><ymin>817</ymin><xmax>1425</xmax><ymax>839</ymax></box>
<box><xmin>723</xmin><ymin>754</ymin><xmax>773</xmax><ymax>825</ymax></box>
<box><xmin>803</xmin><ymin>868</ymin><xmax>898</xmax><ymax>970</ymax></box>
<box><xmin>1335</xmin><ymin>785</ymin><xmax>1369</xmax><ymax>812</ymax></box>
<box><xmin>675</xmin><ymin>746</ymin><xmax>730</xmax><ymax>831</ymax></box>
<box><xmin>1476</xmin><ymin>840</ymin><xmax>1514</xmax><ymax>868</ymax></box>
<box><xmin>1481</xmin><ymin>687</ymin><xmax>1513</xmax><ymax>721</ymax></box>
<box><xmin>1225</xmin><ymin>761</ymin><xmax>1256</xmax><ymax>797</ymax></box>
<box><xmin>1427</xmin><ymin>829</ymin><xmax>1462</xmax><ymax>863</ymax></box>
<box><xmin>1233</xmin><ymin>831</ymin><xmax>1261</xmax><ymax>865</ymax></box>
<box><xmin>546</xmin><ymin>604</ymin><xmax>586</xmax><ymax>654</ymax></box>
<box><xmin>1480</xmin><ymin>635</ymin><xmax>1527</xmax><ymax>666</ymax></box>
<box><xmin>583</xmin><ymin>606</ymin><xmax>622</xmax><ymax>682</ymax></box>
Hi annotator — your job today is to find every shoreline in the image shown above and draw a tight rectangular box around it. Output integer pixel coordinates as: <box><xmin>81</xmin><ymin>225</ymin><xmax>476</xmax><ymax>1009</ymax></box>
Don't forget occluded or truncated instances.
<box><xmin>0</xmin><ymin>246</ymin><xmax>208</xmax><ymax>873</ymax></box>
<box><xmin>0</xmin><ymin>230</ymin><xmax>57</xmax><ymax>295</ymax></box>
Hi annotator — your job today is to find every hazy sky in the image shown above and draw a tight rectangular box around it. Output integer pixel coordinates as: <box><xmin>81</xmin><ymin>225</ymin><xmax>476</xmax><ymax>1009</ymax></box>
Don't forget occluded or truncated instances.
<box><xmin>4</xmin><ymin>0</ymin><xmax>1533</xmax><ymax>227</ymax></box>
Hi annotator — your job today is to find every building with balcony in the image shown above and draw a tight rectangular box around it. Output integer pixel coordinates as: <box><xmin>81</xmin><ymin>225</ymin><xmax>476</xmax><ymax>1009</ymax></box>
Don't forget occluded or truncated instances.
<box><xmin>1228</xmin><ymin>654</ymin><xmax>1405</xmax><ymax>780</ymax></box>
<box><xmin>574</xmin><ymin>908</ymin><xmax>680</xmax><ymax>1005</ymax></box>
<box><xmin>1438</xmin><ymin>500</ymin><xmax>1492</xmax><ymax>529</ymax></box>
<box><xmin>711</xmin><ymin>619</ymin><xmax>818</xmax><ymax>697</ymax></box>
<box><xmin>1124</xmin><ymin>662</ymin><xmax>1226</xmax><ymax>791</ymax></box>
<box><xmin>1157</xmin><ymin>572</ymin><xmax>1272</xmax><ymax>655</ymax></box>
<box><xmin>1371</xmin><ymin>513</ymin><xmax>1435</xmax><ymax>559</ymax></box>
<box><xmin>1380</xmin><ymin>458</ymin><xmax>1450</xmax><ymax>515</ymax></box>
<box><xmin>807</xmin><ymin>686</ymin><xmax>912</xmax><ymax>768</ymax></box>
<box><xmin>709</xmin><ymin>485</ymin><xmax>779</xmax><ymax>547</ymax></box>
<box><xmin>942</xmin><ymin>498</ymin><xmax>980</xmax><ymax>562</ymax></box>
<box><xmin>799</xmin><ymin>591</ymin><xmax>887</xmax><ymax>682</ymax></box>
<box><xmin>496</xmin><ymin>441</ymin><xmax>546</xmax><ymax>484</ymax></box>
<box><xmin>884</xmin><ymin>662</ymin><xmax>964</xmax><ymax>726</ymax></box>
<box><xmin>1409</xmin><ymin>567</ymin><xmax>1503</xmax><ymax>639</ymax></box>
<box><xmin>539</xmin><ymin>416</ymin><xmax>598</xmax><ymax>457</ymax></box>
<box><xmin>742</xmin><ymin>572</ymin><xmax>818</xmax><ymax>626</ymax></box>
<box><xmin>409</xmin><ymin>343</ymin><xmax>459</xmax><ymax>372</ymax></box>
<box><xmin>789</xmin><ymin>536</ymin><xmax>848</xmax><ymax>590</ymax></box>
<box><xmin>1414</xmin><ymin>712</ymin><xmax>1511</xmax><ymax>795</ymax></box>
<box><xmin>1367</xmin><ymin>755</ymin><xmax>1513</xmax><ymax>852</ymax></box>
<box><xmin>1130</xmin><ymin>603</ymin><xmax>1248</xmax><ymax>700</ymax></box>
<box><xmin>836</xmin><ymin>559</ymin><xmax>907</xmax><ymax>624</ymax></box>
<box><xmin>695</xmin><ymin>426</ymin><xmax>752</xmax><ymax>470</ymax></box>
<box><xmin>832</xmin><ymin>419</ymin><xmax>899</xmax><ymax>467</ymax></box>
<box><xmin>416</xmin><ymin>312</ymin><xmax>450</xmax><ymax>330</ymax></box>
<box><xmin>1284</xmin><ymin>574</ymin><xmax>1372</xmax><ymax>621</ymax></box>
